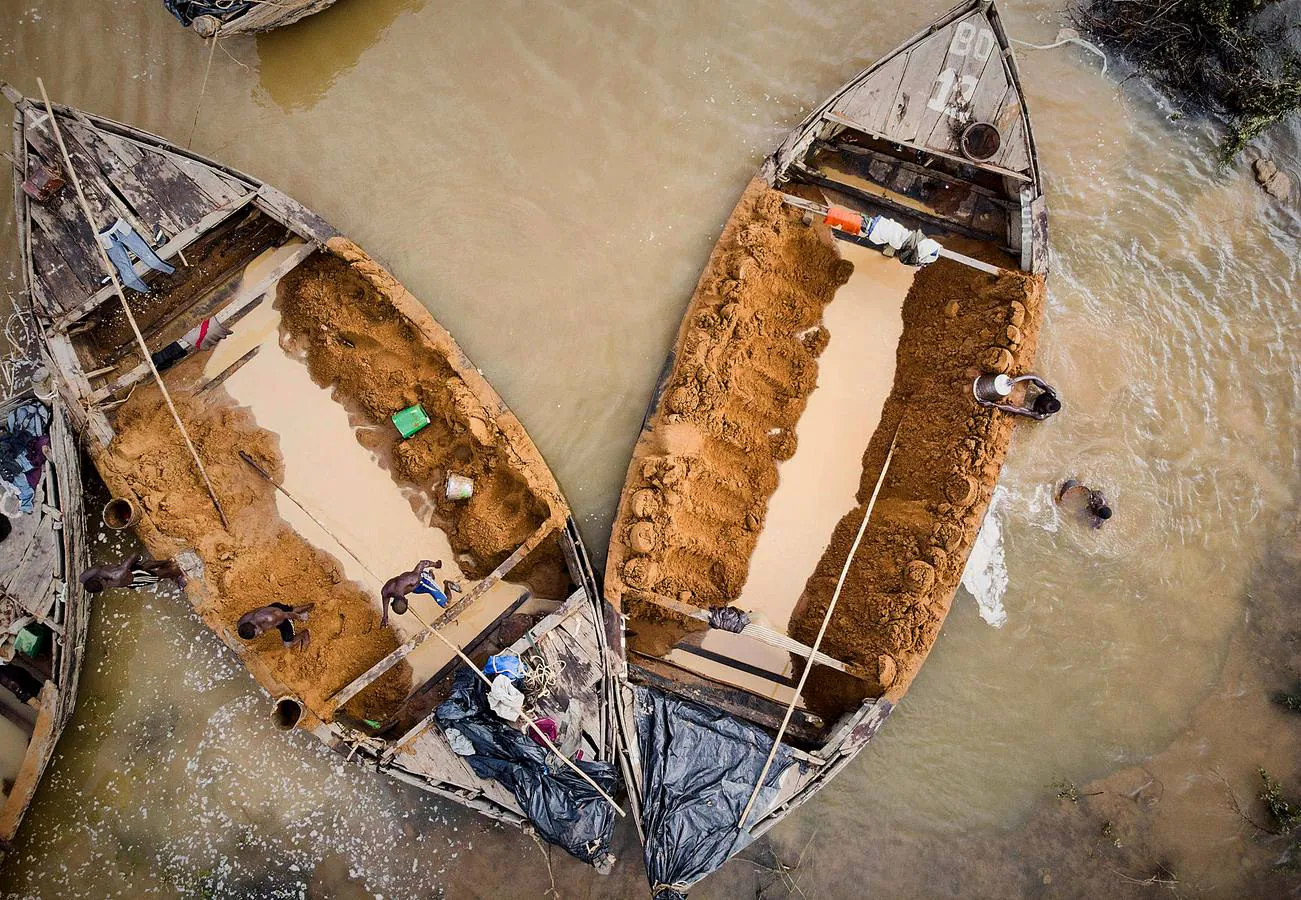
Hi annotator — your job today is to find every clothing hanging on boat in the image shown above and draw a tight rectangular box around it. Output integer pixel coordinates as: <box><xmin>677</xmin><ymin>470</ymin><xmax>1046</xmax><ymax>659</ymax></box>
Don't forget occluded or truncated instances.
<box><xmin>0</xmin><ymin>401</ymin><xmax>50</xmax><ymax>514</ymax></box>
<box><xmin>96</xmin><ymin>218</ymin><xmax>175</xmax><ymax>293</ymax></box>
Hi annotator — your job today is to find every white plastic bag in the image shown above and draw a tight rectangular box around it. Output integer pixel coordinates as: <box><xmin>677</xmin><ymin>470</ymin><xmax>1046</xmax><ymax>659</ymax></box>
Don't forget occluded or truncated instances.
<box><xmin>487</xmin><ymin>674</ymin><xmax>525</xmax><ymax>722</ymax></box>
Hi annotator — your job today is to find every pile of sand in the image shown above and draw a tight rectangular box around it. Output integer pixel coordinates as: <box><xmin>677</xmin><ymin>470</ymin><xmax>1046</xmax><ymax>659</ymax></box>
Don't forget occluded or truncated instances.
<box><xmin>606</xmin><ymin>179</ymin><xmax>851</xmax><ymax>646</ymax></box>
<box><xmin>788</xmin><ymin>239</ymin><xmax>1043</xmax><ymax>715</ymax></box>
<box><xmin>93</xmin><ymin>240</ymin><xmax>573</xmax><ymax>725</ymax></box>
<box><xmin>95</xmin><ymin>383</ymin><xmax>412</xmax><ymax>725</ymax></box>
<box><xmin>607</xmin><ymin>177</ymin><xmax>1044</xmax><ymax>721</ymax></box>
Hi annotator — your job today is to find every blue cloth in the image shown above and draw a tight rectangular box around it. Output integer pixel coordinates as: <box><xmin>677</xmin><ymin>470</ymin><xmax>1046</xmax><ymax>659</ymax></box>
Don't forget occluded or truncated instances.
<box><xmin>413</xmin><ymin>571</ymin><xmax>450</xmax><ymax>608</ymax></box>
<box><xmin>483</xmin><ymin>654</ymin><xmax>526</xmax><ymax>681</ymax></box>
<box><xmin>97</xmin><ymin>219</ymin><xmax>174</xmax><ymax>293</ymax></box>
<box><xmin>1</xmin><ymin>402</ymin><xmax>49</xmax><ymax>513</ymax></box>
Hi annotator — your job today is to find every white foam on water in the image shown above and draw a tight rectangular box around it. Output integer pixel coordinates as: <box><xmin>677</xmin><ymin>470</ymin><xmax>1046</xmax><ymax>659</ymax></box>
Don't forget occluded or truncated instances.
<box><xmin>962</xmin><ymin>486</ymin><xmax>1010</xmax><ymax>628</ymax></box>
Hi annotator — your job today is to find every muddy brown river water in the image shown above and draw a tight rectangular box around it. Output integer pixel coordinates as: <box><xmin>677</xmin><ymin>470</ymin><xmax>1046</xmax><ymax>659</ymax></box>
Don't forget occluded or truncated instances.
<box><xmin>1</xmin><ymin>0</ymin><xmax>1299</xmax><ymax>897</ymax></box>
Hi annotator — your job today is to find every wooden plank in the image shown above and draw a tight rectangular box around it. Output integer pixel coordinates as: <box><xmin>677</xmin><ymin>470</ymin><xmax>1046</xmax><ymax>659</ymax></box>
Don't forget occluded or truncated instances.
<box><xmin>167</xmin><ymin>154</ymin><xmax>246</xmax><ymax>209</ymax></box>
<box><xmin>997</xmin><ymin>115</ymin><xmax>1031</xmax><ymax>173</ymax></box>
<box><xmin>0</xmin><ymin>505</ymin><xmax>42</xmax><ymax>579</ymax></box>
<box><xmin>62</xmin><ymin>119</ymin><xmax>188</xmax><ymax>235</ymax></box>
<box><xmin>5</xmin><ymin>519</ymin><xmax>59</xmax><ymax>610</ymax></box>
<box><xmin>324</xmin><ymin>520</ymin><xmax>558</xmax><ymax>715</ymax></box>
<box><xmin>822</xmin><ymin>111</ymin><xmax>1031</xmax><ymax>183</ymax></box>
<box><xmin>89</xmin><ymin>239</ymin><xmax>315</xmax><ymax>402</ymax></box>
<box><xmin>22</xmin><ymin>116</ymin><xmax>117</xmax><ymax>230</ymax></box>
<box><xmin>915</xmin><ymin>12</ymin><xmax>998</xmax><ymax>154</ymax></box>
<box><xmin>833</xmin><ymin>52</ymin><xmax>909</xmax><ymax>136</ymax></box>
<box><xmin>962</xmin><ymin>53</ymin><xmax>1011</xmax><ymax>132</ymax></box>
<box><xmin>25</xmin><ymin>185</ymin><xmax>103</xmax><ymax>302</ymax></box>
<box><xmin>883</xmin><ymin>24</ymin><xmax>956</xmax><ymax>144</ymax></box>
<box><xmin>630</xmin><ymin>657</ymin><xmax>826</xmax><ymax>745</ymax></box>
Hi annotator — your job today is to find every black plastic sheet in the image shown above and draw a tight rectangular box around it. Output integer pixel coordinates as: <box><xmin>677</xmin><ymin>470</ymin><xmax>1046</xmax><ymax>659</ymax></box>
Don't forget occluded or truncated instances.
<box><xmin>434</xmin><ymin>668</ymin><xmax>620</xmax><ymax>865</ymax></box>
<box><xmin>635</xmin><ymin>687</ymin><xmax>796</xmax><ymax>898</ymax></box>
<box><xmin>162</xmin><ymin>1</ymin><xmax>255</xmax><ymax>27</ymax></box>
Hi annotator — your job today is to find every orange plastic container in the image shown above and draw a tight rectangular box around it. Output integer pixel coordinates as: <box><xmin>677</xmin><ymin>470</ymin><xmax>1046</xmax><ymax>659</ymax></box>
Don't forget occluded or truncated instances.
<box><xmin>823</xmin><ymin>205</ymin><xmax>863</xmax><ymax>235</ymax></box>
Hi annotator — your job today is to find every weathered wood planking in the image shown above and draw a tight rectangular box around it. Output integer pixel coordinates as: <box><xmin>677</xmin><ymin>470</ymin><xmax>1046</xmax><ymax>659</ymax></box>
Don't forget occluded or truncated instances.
<box><xmin>827</xmin><ymin>8</ymin><xmax>1032</xmax><ymax>176</ymax></box>
<box><xmin>217</xmin><ymin>0</ymin><xmax>341</xmax><ymax>34</ymax></box>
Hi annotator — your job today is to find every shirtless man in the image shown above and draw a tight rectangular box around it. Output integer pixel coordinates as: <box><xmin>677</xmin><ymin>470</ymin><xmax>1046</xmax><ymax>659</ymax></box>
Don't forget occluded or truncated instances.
<box><xmin>1058</xmin><ymin>479</ymin><xmax>1112</xmax><ymax>529</ymax></box>
<box><xmin>380</xmin><ymin>560</ymin><xmax>463</xmax><ymax>627</ymax></box>
<box><xmin>79</xmin><ymin>552</ymin><xmax>186</xmax><ymax>593</ymax></box>
<box><xmin>237</xmin><ymin>603</ymin><xmax>314</xmax><ymax>650</ymax></box>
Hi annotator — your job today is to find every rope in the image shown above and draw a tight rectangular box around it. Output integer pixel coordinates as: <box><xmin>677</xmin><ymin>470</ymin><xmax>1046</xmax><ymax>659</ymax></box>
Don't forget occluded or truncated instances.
<box><xmin>187</xmin><ymin>35</ymin><xmax>220</xmax><ymax>150</ymax></box>
<box><xmin>521</xmin><ymin>651</ymin><xmax>563</xmax><ymax>716</ymax></box>
<box><xmin>1013</xmin><ymin>29</ymin><xmax>1108</xmax><ymax>75</ymax></box>
<box><xmin>737</xmin><ymin>425</ymin><xmax>901</xmax><ymax>830</ymax></box>
<box><xmin>35</xmin><ymin>79</ymin><xmax>229</xmax><ymax>529</ymax></box>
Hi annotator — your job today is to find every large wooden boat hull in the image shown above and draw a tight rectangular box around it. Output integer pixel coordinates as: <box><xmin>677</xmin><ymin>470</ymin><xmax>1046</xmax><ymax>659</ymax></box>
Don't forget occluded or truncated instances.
<box><xmin>605</xmin><ymin>2</ymin><xmax>1049</xmax><ymax>893</ymax></box>
<box><xmin>5</xmin><ymin>85</ymin><xmax>622</xmax><ymax>864</ymax></box>
<box><xmin>0</xmin><ymin>371</ymin><xmax>91</xmax><ymax>854</ymax></box>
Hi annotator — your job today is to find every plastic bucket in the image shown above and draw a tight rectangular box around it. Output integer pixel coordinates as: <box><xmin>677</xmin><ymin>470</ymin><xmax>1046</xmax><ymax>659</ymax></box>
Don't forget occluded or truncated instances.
<box><xmin>272</xmin><ymin>696</ymin><xmax>304</xmax><ymax>731</ymax></box>
<box><xmin>446</xmin><ymin>474</ymin><xmax>474</xmax><ymax>501</ymax></box>
<box><xmin>102</xmin><ymin>497</ymin><xmax>140</xmax><ymax>530</ymax></box>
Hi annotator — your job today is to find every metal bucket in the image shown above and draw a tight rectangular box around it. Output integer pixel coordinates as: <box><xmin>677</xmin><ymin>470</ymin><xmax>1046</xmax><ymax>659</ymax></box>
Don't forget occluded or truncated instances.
<box><xmin>972</xmin><ymin>373</ymin><xmax>1015</xmax><ymax>404</ymax></box>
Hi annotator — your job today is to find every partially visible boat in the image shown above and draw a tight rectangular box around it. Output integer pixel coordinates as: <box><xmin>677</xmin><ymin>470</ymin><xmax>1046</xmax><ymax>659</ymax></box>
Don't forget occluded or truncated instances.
<box><xmin>604</xmin><ymin>1</ymin><xmax>1048</xmax><ymax>893</ymax></box>
<box><xmin>4</xmin><ymin>83</ymin><xmax>622</xmax><ymax>868</ymax></box>
<box><xmin>0</xmin><ymin>321</ymin><xmax>90</xmax><ymax>854</ymax></box>
<box><xmin>163</xmin><ymin>0</ymin><xmax>341</xmax><ymax>37</ymax></box>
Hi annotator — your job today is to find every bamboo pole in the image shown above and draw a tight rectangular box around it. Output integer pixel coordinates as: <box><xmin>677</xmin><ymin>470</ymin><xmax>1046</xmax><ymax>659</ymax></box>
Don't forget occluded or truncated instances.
<box><xmin>237</xmin><ymin>452</ymin><xmax>624</xmax><ymax>817</ymax></box>
<box><xmin>737</xmin><ymin>426</ymin><xmax>900</xmax><ymax>830</ymax></box>
<box><xmin>35</xmin><ymin>79</ymin><xmax>229</xmax><ymax>529</ymax></box>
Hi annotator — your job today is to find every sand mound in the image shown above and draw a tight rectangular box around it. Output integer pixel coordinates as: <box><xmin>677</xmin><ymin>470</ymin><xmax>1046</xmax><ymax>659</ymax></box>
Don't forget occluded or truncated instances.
<box><xmin>94</xmin><ymin>381</ymin><xmax>412</xmax><ymax>725</ymax></box>
<box><xmin>607</xmin><ymin>177</ymin><xmax>1044</xmax><ymax>721</ymax></box>
<box><xmin>788</xmin><ymin>244</ymin><xmax>1043</xmax><ymax>715</ymax></box>
<box><xmin>607</xmin><ymin>179</ymin><xmax>849</xmax><ymax>638</ymax></box>
<box><xmin>279</xmin><ymin>243</ymin><xmax>562</xmax><ymax>583</ymax></box>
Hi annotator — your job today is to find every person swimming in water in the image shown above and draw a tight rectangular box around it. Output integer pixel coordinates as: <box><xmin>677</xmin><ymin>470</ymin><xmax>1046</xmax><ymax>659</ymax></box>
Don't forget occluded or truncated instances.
<box><xmin>79</xmin><ymin>553</ymin><xmax>186</xmax><ymax>593</ymax></box>
<box><xmin>1057</xmin><ymin>479</ymin><xmax>1112</xmax><ymax>529</ymax></box>
<box><xmin>380</xmin><ymin>560</ymin><xmax>463</xmax><ymax>627</ymax></box>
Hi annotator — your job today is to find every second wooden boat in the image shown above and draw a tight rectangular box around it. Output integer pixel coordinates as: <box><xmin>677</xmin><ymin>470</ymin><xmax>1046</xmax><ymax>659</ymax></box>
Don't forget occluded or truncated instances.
<box><xmin>605</xmin><ymin>1</ymin><xmax>1049</xmax><ymax>892</ymax></box>
<box><xmin>0</xmin><ymin>333</ymin><xmax>90</xmax><ymax>856</ymax></box>
<box><xmin>5</xmin><ymin>83</ymin><xmax>622</xmax><ymax>868</ymax></box>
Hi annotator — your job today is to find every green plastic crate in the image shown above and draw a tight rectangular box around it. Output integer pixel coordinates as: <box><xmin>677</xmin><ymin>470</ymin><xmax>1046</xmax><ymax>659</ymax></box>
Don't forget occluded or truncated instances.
<box><xmin>391</xmin><ymin>404</ymin><xmax>430</xmax><ymax>439</ymax></box>
<box><xmin>14</xmin><ymin>625</ymin><xmax>44</xmax><ymax>659</ymax></box>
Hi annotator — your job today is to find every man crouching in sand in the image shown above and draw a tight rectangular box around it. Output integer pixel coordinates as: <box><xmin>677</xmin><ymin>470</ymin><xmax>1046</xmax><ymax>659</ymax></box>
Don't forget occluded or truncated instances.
<box><xmin>237</xmin><ymin>603</ymin><xmax>314</xmax><ymax>650</ymax></box>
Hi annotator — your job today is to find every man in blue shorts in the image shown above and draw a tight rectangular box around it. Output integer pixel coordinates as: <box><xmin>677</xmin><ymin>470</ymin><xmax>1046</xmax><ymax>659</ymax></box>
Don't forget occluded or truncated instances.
<box><xmin>381</xmin><ymin>559</ymin><xmax>463</xmax><ymax>627</ymax></box>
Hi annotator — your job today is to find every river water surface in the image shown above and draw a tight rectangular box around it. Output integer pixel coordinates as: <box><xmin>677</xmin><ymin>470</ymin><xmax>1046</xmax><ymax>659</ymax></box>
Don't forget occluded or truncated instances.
<box><xmin>1</xmin><ymin>0</ymin><xmax>1298</xmax><ymax>896</ymax></box>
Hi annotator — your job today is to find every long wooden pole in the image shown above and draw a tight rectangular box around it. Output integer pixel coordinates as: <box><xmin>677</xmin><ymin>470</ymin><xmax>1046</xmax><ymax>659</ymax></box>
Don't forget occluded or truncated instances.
<box><xmin>737</xmin><ymin>426</ymin><xmax>901</xmax><ymax>830</ymax></box>
<box><xmin>237</xmin><ymin>452</ymin><xmax>623</xmax><ymax>817</ymax></box>
<box><xmin>35</xmin><ymin>79</ymin><xmax>229</xmax><ymax>529</ymax></box>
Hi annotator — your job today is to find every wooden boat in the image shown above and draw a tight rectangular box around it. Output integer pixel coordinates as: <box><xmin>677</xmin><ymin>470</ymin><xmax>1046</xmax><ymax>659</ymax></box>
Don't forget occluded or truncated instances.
<box><xmin>3</xmin><ymin>84</ymin><xmax>623</xmax><ymax>866</ymax></box>
<box><xmin>0</xmin><ymin>339</ymin><xmax>90</xmax><ymax>854</ymax></box>
<box><xmin>604</xmin><ymin>1</ymin><xmax>1048</xmax><ymax>892</ymax></box>
<box><xmin>163</xmin><ymin>0</ymin><xmax>341</xmax><ymax>37</ymax></box>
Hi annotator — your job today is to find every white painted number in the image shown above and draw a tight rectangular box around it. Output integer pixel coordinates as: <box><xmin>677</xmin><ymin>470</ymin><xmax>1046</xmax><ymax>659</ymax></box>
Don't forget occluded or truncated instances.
<box><xmin>926</xmin><ymin>69</ymin><xmax>979</xmax><ymax>115</ymax></box>
<box><xmin>928</xmin><ymin>21</ymin><xmax>996</xmax><ymax>115</ymax></box>
<box><xmin>949</xmin><ymin>21</ymin><xmax>996</xmax><ymax>61</ymax></box>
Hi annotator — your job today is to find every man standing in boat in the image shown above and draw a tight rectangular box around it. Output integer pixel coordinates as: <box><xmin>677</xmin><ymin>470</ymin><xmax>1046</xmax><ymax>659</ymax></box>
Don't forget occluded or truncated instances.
<box><xmin>236</xmin><ymin>603</ymin><xmax>314</xmax><ymax>650</ymax></box>
<box><xmin>79</xmin><ymin>552</ymin><xmax>187</xmax><ymax>593</ymax></box>
<box><xmin>380</xmin><ymin>560</ymin><xmax>462</xmax><ymax>627</ymax></box>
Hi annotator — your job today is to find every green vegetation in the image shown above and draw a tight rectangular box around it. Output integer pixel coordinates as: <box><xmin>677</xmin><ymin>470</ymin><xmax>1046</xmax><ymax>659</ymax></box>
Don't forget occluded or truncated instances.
<box><xmin>1074</xmin><ymin>0</ymin><xmax>1301</xmax><ymax>162</ymax></box>
<box><xmin>1258</xmin><ymin>767</ymin><xmax>1300</xmax><ymax>832</ymax></box>
<box><xmin>1272</xmin><ymin>682</ymin><xmax>1301</xmax><ymax>713</ymax></box>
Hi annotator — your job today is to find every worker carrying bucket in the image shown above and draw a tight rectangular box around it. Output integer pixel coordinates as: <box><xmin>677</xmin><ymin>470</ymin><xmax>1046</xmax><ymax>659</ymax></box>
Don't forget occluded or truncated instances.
<box><xmin>973</xmin><ymin>373</ymin><xmax>1061</xmax><ymax>420</ymax></box>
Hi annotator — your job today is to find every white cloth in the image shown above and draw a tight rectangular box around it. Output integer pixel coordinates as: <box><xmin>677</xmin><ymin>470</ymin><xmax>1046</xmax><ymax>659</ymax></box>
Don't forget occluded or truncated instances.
<box><xmin>487</xmin><ymin>674</ymin><xmax>525</xmax><ymax>722</ymax></box>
